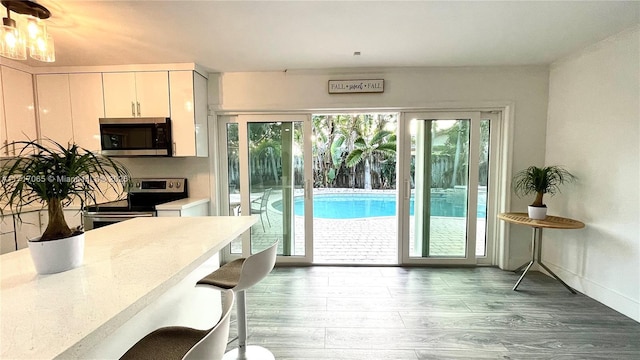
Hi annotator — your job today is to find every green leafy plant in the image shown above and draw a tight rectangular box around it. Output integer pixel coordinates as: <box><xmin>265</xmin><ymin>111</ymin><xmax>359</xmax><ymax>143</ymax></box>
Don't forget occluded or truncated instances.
<box><xmin>512</xmin><ymin>165</ymin><xmax>576</xmax><ymax>207</ymax></box>
<box><xmin>345</xmin><ymin>130</ymin><xmax>397</xmax><ymax>190</ymax></box>
<box><xmin>0</xmin><ymin>140</ymin><xmax>130</xmax><ymax>241</ymax></box>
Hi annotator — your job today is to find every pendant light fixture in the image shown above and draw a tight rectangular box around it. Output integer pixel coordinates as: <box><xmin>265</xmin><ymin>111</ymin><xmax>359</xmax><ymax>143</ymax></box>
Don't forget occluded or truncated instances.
<box><xmin>1</xmin><ymin>0</ymin><xmax>54</xmax><ymax>62</ymax></box>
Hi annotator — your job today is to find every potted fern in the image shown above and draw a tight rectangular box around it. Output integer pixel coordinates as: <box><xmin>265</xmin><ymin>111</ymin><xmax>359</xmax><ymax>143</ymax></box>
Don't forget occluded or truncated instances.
<box><xmin>0</xmin><ymin>140</ymin><xmax>130</xmax><ymax>274</ymax></box>
<box><xmin>512</xmin><ymin>165</ymin><xmax>576</xmax><ymax>219</ymax></box>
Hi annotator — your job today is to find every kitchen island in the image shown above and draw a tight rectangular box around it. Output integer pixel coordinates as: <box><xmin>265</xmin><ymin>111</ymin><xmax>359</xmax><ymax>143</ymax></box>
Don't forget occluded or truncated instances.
<box><xmin>0</xmin><ymin>216</ymin><xmax>257</xmax><ymax>359</ymax></box>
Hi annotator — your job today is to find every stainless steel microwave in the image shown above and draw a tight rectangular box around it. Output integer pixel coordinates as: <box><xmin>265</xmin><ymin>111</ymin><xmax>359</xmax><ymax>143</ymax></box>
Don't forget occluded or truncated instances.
<box><xmin>99</xmin><ymin>117</ymin><xmax>172</xmax><ymax>156</ymax></box>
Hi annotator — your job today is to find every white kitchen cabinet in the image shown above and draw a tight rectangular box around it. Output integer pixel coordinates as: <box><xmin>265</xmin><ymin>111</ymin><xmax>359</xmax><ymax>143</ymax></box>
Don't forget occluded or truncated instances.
<box><xmin>36</xmin><ymin>74</ymin><xmax>74</xmax><ymax>146</ymax></box>
<box><xmin>134</xmin><ymin>72</ymin><xmax>170</xmax><ymax>117</ymax></box>
<box><xmin>1</xmin><ymin>66</ymin><xmax>37</xmax><ymax>156</ymax></box>
<box><xmin>36</xmin><ymin>73</ymin><xmax>104</xmax><ymax>152</ymax></box>
<box><xmin>103</xmin><ymin>71</ymin><xmax>169</xmax><ymax>118</ymax></box>
<box><xmin>156</xmin><ymin>206</ymin><xmax>208</xmax><ymax>217</ymax></box>
<box><xmin>0</xmin><ymin>68</ymin><xmax>5</xmax><ymax>155</ymax></box>
<box><xmin>155</xmin><ymin>210</ymin><xmax>181</xmax><ymax>217</ymax></box>
<box><xmin>102</xmin><ymin>72</ymin><xmax>135</xmax><ymax>117</ymax></box>
<box><xmin>156</xmin><ymin>199</ymin><xmax>209</xmax><ymax>217</ymax></box>
<box><xmin>69</xmin><ymin>73</ymin><xmax>104</xmax><ymax>151</ymax></box>
<box><xmin>14</xmin><ymin>210</ymin><xmax>42</xmax><ymax>250</ymax></box>
<box><xmin>169</xmin><ymin>71</ymin><xmax>208</xmax><ymax>157</ymax></box>
<box><xmin>0</xmin><ymin>216</ymin><xmax>15</xmax><ymax>254</ymax></box>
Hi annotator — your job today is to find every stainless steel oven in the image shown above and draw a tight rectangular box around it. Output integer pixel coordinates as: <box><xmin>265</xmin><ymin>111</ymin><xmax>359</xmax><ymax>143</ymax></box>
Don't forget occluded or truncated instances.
<box><xmin>84</xmin><ymin>212</ymin><xmax>155</xmax><ymax>230</ymax></box>
<box><xmin>84</xmin><ymin>178</ymin><xmax>188</xmax><ymax>230</ymax></box>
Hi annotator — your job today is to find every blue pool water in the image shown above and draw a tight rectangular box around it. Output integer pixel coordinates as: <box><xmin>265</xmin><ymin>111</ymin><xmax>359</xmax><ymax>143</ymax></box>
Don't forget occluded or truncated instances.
<box><xmin>273</xmin><ymin>193</ymin><xmax>486</xmax><ymax>219</ymax></box>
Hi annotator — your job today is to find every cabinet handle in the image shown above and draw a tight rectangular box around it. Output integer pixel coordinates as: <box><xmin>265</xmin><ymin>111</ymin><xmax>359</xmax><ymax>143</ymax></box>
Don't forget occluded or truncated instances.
<box><xmin>137</xmin><ymin>102</ymin><xmax>141</xmax><ymax>117</ymax></box>
<box><xmin>131</xmin><ymin>102</ymin><xmax>135</xmax><ymax>117</ymax></box>
<box><xmin>3</xmin><ymin>140</ymin><xmax>8</xmax><ymax>156</ymax></box>
<box><xmin>172</xmin><ymin>142</ymin><xmax>176</xmax><ymax>155</ymax></box>
<box><xmin>12</xmin><ymin>143</ymin><xmax>16</xmax><ymax>156</ymax></box>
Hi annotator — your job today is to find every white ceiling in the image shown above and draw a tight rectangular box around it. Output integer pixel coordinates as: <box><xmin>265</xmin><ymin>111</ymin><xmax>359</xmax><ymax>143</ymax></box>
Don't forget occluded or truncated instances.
<box><xmin>25</xmin><ymin>1</ymin><xmax>640</xmax><ymax>72</ymax></box>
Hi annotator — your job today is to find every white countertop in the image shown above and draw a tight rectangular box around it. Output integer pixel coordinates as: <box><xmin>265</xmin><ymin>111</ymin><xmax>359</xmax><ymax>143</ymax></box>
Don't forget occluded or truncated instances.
<box><xmin>155</xmin><ymin>197</ymin><xmax>210</xmax><ymax>211</ymax></box>
<box><xmin>0</xmin><ymin>216</ymin><xmax>257</xmax><ymax>359</ymax></box>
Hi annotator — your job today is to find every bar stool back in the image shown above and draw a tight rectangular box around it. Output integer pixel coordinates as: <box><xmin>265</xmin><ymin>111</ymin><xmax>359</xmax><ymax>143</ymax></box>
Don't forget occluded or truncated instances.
<box><xmin>120</xmin><ymin>290</ymin><xmax>235</xmax><ymax>360</ymax></box>
<box><xmin>197</xmin><ymin>241</ymin><xmax>278</xmax><ymax>360</ymax></box>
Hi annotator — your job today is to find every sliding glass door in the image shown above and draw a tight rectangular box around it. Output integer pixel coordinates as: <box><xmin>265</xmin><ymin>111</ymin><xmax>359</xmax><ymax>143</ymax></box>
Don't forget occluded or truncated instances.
<box><xmin>218</xmin><ymin>114</ymin><xmax>313</xmax><ymax>264</ymax></box>
<box><xmin>399</xmin><ymin>112</ymin><xmax>493</xmax><ymax>265</ymax></box>
<box><xmin>218</xmin><ymin>110</ymin><xmax>498</xmax><ymax>266</ymax></box>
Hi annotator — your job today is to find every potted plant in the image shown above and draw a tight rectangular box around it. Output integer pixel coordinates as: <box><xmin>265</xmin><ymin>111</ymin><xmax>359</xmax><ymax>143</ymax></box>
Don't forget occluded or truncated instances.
<box><xmin>512</xmin><ymin>165</ymin><xmax>576</xmax><ymax>219</ymax></box>
<box><xmin>0</xmin><ymin>140</ymin><xmax>130</xmax><ymax>274</ymax></box>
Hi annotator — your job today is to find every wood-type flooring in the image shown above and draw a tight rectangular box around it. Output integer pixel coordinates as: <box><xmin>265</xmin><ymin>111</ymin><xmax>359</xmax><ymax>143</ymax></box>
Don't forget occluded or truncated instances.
<box><xmin>225</xmin><ymin>266</ymin><xmax>640</xmax><ymax>359</ymax></box>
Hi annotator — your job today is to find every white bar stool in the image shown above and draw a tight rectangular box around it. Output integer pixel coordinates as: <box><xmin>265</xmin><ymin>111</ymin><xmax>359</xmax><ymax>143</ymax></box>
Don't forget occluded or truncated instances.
<box><xmin>119</xmin><ymin>290</ymin><xmax>235</xmax><ymax>360</ymax></box>
<box><xmin>197</xmin><ymin>241</ymin><xmax>278</xmax><ymax>360</ymax></box>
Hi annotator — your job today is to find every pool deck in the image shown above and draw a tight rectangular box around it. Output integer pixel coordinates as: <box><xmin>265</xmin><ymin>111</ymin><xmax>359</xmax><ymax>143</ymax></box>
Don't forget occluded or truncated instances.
<box><xmin>233</xmin><ymin>189</ymin><xmax>486</xmax><ymax>264</ymax></box>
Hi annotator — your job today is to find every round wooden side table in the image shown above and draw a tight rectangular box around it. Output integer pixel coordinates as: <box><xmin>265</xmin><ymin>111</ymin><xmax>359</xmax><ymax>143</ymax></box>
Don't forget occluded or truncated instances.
<box><xmin>498</xmin><ymin>212</ymin><xmax>585</xmax><ymax>293</ymax></box>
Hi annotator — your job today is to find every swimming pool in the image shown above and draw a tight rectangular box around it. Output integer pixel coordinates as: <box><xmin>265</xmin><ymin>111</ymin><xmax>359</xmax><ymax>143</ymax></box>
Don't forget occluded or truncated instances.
<box><xmin>272</xmin><ymin>193</ymin><xmax>487</xmax><ymax>219</ymax></box>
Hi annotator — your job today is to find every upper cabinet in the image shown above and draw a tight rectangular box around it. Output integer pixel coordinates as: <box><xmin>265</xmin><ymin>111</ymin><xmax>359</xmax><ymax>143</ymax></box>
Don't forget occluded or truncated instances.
<box><xmin>169</xmin><ymin>71</ymin><xmax>208</xmax><ymax>157</ymax></box>
<box><xmin>0</xmin><ymin>68</ymin><xmax>5</xmax><ymax>152</ymax></box>
<box><xmin>1</xmin><ymin>66</ymin><xmax>37</xmax><ymax>156</ymax></box>
<box><xmin>7</xmin><ymin>64</ymin><xmax>206</xmax><ymax>158</ymax></box>
<box><xmin>103</xmin><ymin>71</ymin><xmax>170</xmax><ymax>118</ymax></box>
<box><xmin>36</xmin><ymin>74</ymin><xmax>74</xmax><ymax>146</ymax></box>
<box><xmin>69</xmin><ymin>73</ymin><xmax>104</xmax><ymax>151</ymax></box>
<box><xmin>36</xmin><ymin>73</ymin><xmax>104</xmax><ymax>152</ymax></box>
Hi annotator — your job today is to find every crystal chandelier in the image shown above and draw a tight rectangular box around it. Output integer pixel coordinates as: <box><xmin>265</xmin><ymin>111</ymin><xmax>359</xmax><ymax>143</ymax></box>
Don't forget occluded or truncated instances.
<box><xmin>0</xmin><ymin>0</ymin><xmax>54</xmax><ymax>62</ymax></box>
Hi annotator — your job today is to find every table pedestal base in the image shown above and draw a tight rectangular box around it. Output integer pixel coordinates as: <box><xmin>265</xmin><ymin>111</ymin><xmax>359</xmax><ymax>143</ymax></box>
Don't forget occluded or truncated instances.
<box><xmin>512</xmin><ymin>227</ymin><xmax>576</xmax><ymax>294</ymax></box>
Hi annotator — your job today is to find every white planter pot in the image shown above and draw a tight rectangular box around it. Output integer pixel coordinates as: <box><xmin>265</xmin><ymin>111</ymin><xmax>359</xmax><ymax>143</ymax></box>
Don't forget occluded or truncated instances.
<box><xmin>528</xmin><ymin>205</ymin><xmax>547</xmax><ymax>220</ymax></box>
<box><xmin>28</xmin><ymin>233</ymin><xmax>85</xmax><ymax>275</ymax></box>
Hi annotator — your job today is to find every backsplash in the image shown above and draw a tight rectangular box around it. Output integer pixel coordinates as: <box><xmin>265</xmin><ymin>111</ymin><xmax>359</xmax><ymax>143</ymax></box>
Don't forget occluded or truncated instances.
<box><xmin>117</xmin><ymin>157</ymin><xmax>212</xmax><ymax>199</ymax></box>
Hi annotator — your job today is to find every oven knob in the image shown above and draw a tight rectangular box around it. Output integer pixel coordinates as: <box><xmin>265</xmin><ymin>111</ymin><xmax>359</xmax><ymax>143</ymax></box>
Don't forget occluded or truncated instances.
<box><xmin>136</xmin><ymin>182</ymin><xmax>141</xmax><ymax>188</ymax></box>
<box><xmin>176</xmin><ymin>182</ymin><xmax>181</xmax><ymax>188</ymax></box>
<box><xmin>169</xmin><ymin>182</ymin><xmax>174</xmax><ymax>188</ymax></box>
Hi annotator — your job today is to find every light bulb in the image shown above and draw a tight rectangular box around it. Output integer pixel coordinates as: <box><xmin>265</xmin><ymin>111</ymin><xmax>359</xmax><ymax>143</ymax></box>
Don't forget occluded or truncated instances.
<box><xmin>26</xmin><ymin>16</ymin><xmax>46</xmax><ymax>42</ymax></box>
<box><xmin>36</xmin><ymin>35</ymin><xmax>45</xmax><ymax>50</ymax></box>
<box><xmin>4</xmin><ymin>29</ymin><xmax>16</xmax><ymax>47</ymax></box>
<box><xmin>0</xmin><ymin>20</ymin><xmax>26</xmax><ymax>60</ymax></box>
<box><xmin>29</xmin><ymin>33</ymin><xmax>54</xmax><ymax>62</ymax></box>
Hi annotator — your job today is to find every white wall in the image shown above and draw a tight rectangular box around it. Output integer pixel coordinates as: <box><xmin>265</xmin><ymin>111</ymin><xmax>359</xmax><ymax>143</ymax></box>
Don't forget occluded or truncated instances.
<box><xmin>215</xmin><ymin>66</ymin><xmax>551</xmax><ymax>267</ymax></box>
<box><xmin>545</xmin><ymin>27</ymin><xmax>639</xmax><ymax>321</ymax></box>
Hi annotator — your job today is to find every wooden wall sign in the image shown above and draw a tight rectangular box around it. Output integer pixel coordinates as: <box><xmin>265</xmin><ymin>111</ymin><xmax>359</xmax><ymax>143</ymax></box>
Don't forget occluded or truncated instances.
<box><xmin>328</xmin><ymin>79</ymin><xmax>384</xmax><ymax>94</ymax></box>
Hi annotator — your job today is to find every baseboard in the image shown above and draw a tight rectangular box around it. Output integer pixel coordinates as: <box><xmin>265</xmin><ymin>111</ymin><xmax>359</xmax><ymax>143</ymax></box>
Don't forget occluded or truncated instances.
<box><xmin>505</xmin><ymin>256</ymin><xmax>532</xmax><ymax>271</ymax></box>
<box><xmin>542</xmin><ymin>261</ymin><xmax>640</xmax><ymax>322</ymax></box>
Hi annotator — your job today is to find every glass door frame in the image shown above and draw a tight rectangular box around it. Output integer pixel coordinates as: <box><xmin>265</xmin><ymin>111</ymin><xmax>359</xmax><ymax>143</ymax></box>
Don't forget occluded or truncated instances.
<box><xmin>399</xmin><ymin>111</ymin><xmax>484</xmax><ymax>265</ymax></box>
<box><xmin>478</xmin><ymin>112</ymin><xmax>500</xmax><ymax>266</ymax></box>
<box><xmin>217</xmin><ymin>113</ymin><xmax>314</xmax><ymax>264</ymax></box>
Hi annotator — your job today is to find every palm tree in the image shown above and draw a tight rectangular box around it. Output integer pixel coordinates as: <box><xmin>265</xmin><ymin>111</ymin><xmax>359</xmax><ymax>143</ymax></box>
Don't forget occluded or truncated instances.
<box><xmin>438</xmin><ymin>120</ymin><xmax>469</xmax><ymax>188</ymax></box>
<box><xmin>345</xmin><ymin>129</ymin><xmax>397</xmax><ymax>189</ymax></box>
<box><xmin>312</xmin><ymin>115</ymin><xmax>345</xmax><ymax>187</ymax></box>
<box><xmin>310</xmin><ymin>113</ymin><xmax>398</xmax><ymax>189</ymax></box>
<box><xmin>248</xmin><ymin>123</ymin><xmax>283</xmax><ymax>186</ymax></box>
<box><xmin>331</xmin><ymin>114</ymin><xmax>362</xmax><ymax>188</ymax></box>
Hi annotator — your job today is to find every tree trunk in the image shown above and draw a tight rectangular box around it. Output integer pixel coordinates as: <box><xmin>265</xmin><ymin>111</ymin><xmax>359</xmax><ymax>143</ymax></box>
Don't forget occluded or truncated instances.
<box><xmin>270</xmin><ymin>153</ymin><xmax>279</xmax><ymax>184</ymax></box>
<box><xmin>452</xmin><ymin>128</ymin><xmax>461</xmax><ymax>188</ymax></box>
<box><xmin>350</xmin><ymin>167</ymin><xmax>356</xmax><ymax>188</ymax></box>
<box><xmin>41</xmin><ymin>199</ymin><xmax>73</xmax><ymax>241</ymax></box>
<box><xmin>364</xmin><ymin>158</ymin><xmax>372</xmax><ymax>190</ymax></box>
<box><xmin>531</xmin><ymin>192</ymin><xmax>545</xmax><ymax>207</ymax></box>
